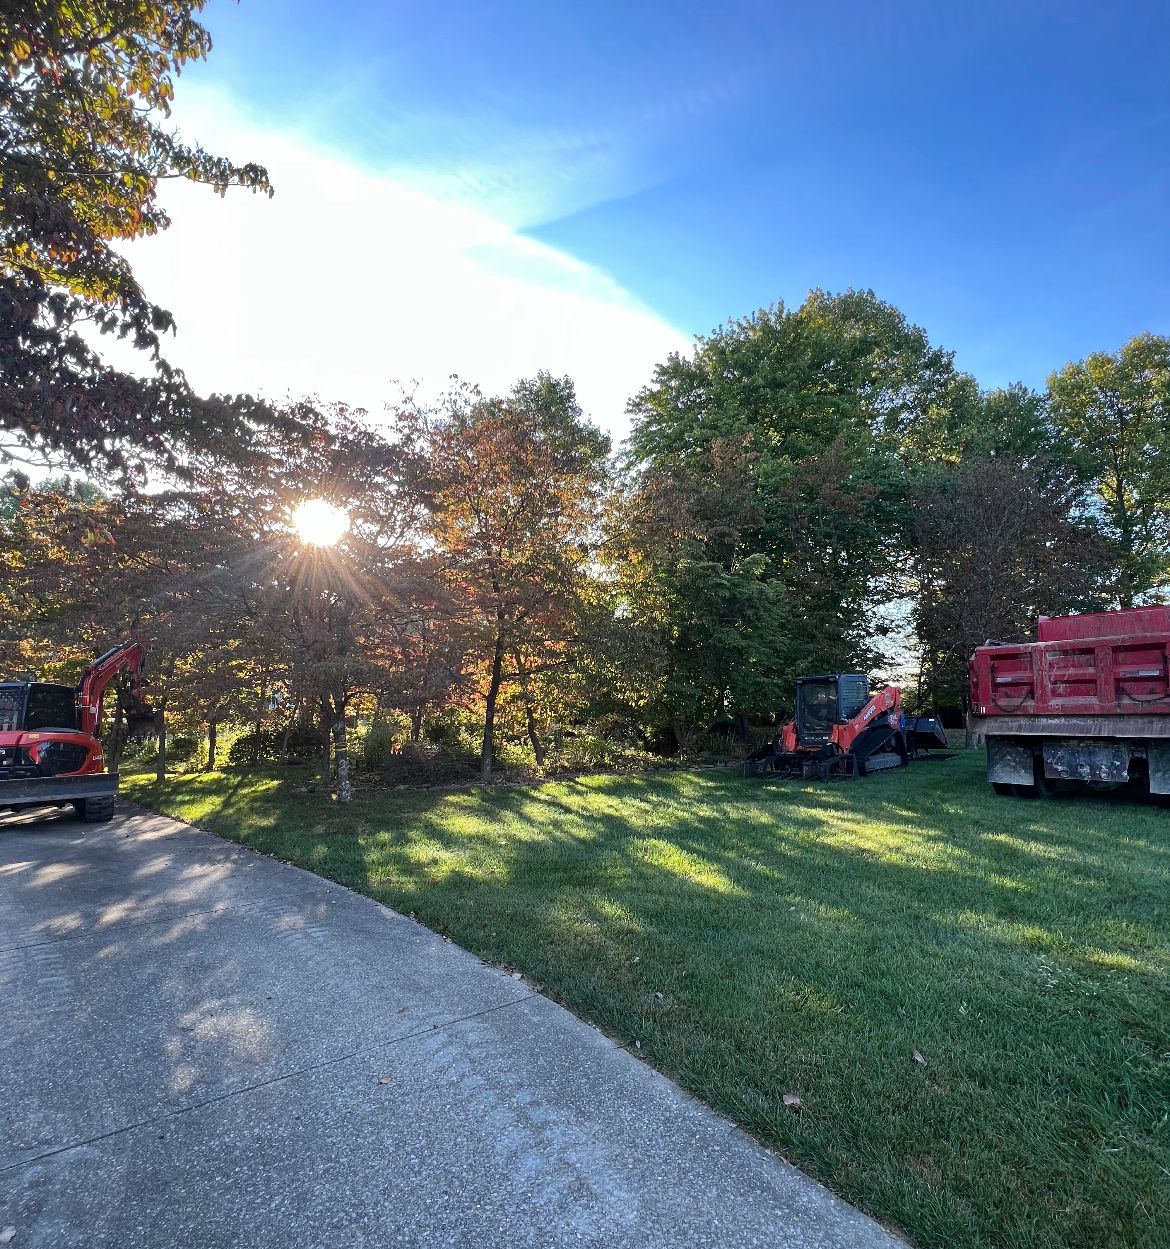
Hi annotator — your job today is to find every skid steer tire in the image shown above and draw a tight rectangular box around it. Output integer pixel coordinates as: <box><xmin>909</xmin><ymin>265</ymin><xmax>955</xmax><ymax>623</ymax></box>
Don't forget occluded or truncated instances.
<box><xmin>991</xmin><ymin>782</ymin><xmax>1015</xmax><ymax>797</ymax></box>
<box><xmin>73</xmin><ymin>795</ymin><xmax>115</xmax><ymax>822</ymax></box>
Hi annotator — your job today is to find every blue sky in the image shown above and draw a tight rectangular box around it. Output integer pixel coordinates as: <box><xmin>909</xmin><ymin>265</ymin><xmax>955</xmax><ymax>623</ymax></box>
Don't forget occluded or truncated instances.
<box><xmin>139</xmin><ymin>1</ymin><xmax>1169</xmax><ymax>430</ymax></box>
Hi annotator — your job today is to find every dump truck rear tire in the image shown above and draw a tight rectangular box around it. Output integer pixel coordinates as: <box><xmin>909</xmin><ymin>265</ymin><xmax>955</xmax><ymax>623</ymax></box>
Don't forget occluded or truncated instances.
<box><xmin>73</xmin><ymin>795</ymin><xmax>115</xmax><ymax>822</ymax></box>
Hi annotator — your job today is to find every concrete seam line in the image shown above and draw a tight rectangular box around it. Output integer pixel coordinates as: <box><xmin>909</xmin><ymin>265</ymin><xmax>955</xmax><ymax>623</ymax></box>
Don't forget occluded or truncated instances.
<box><xmin>0</xmin><ymin>992</ymin><xmax>536</xmax><ymax>1175</ymax></box>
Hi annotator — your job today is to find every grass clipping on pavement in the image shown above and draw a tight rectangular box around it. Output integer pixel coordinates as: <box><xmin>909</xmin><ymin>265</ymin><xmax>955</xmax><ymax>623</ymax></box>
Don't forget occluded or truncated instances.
<box><xmin>125</xmin><ymin>751</ymin><xmax>1170</xmax><ymax>1249</ymax></box>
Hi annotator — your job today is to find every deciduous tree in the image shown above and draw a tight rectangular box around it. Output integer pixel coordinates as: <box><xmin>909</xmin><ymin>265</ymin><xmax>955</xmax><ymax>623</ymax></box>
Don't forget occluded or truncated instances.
<box><xmin>0</xmin><ymin>1</ymin><xmax>301</xmax><ymax>483</ymax></box>
<box><xmin>599</xmin><ymin>436</ymin><xmax>795</xmax><ymax>747</ymax></box>
<box><xmin>622</xmin><ymin>290</ymin><xmax>955</xmax><ymax>731</ymax></box>
<box><xmin>1048</xmin><ymin>334</ymin><xmax>1170</xmax><ymax>605</ymax></box>
<box><xmin>401</xmin><ymin>375</ymin><xmax>611</xmax><ymax>781</ymax></box>
<box><xmin>907</xmin><ymin>456</ymin><xmax>1111</xmax><ymax>709</ymax></box>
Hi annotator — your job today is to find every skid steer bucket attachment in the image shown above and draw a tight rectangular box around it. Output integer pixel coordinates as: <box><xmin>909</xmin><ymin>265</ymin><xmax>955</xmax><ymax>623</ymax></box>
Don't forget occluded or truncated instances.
<box><xmin>904</xmin><ymin>716</ymin><xmax>950</xmax><ymax>754</ymax></box>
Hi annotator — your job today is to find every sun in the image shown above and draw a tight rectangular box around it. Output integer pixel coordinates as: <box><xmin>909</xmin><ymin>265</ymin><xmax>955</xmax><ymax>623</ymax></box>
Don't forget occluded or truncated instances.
<box><xmin>292</xmin><ymin>499</ymin><xmax>349</xmax><ymax>547</ymax></box>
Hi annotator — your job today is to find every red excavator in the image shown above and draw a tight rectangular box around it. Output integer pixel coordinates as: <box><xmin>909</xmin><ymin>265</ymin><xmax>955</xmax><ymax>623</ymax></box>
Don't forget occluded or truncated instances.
<box><xmin>745</xmin><ymin>673</ymin><xmax>950</xmax><ymax>780</ymax></box>
<box><xmin>0</xmin><ymin>641</ymin><xmax>153</xmax><ymax>821</ymax></box>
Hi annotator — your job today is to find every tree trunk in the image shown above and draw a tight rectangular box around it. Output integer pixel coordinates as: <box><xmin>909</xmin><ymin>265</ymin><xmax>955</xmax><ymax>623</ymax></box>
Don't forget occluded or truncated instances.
<box><xmin>671</xmin><ymin>716</ymin><xmax>692</xmax><ymax>757</ymax></box>
<box><xmin>279</xmin><ymin>705</ymin><xmax>297</xmax><ymax>762</ymax></box>
<box><xmin>320</xmin><ymin>696</ymin><xmax>332</xmax><ymax>785</ymax></box>
<box><xmin>410</xmin><ymin>705</ymin><xmax>424</xmax><ymax>742</ymax></box>
<box><xmin>332</xmin><ymin>717</ymin><xmax>353</xmax><ymax>804</ymax></box>
<box><xmin>480</xmin><ymin>626</ymin><xmax>507</xmax><ymax>783</ymax></box>
<box><xmin>206</xmin><ymin>719</ymin><xmax>218</xmax><ymax>771</ymax></box>
<box><xmin>513</xmin><ymin>648</ymin><xmax>546</xmax><ymax>768</ymax></box>
<box><xmin>155</xmin><ymin>709</ymin><xmax>167</xmax><ymax>783</ymax></box>
<box><xmin>107</xmin><ymin>724</ymin><xmax>127</xmax><ymax>774</ymax></box>
<box><xmin>1114</xmin><ymin>474</ymin><xmax>1135</xmax><ymax>609</ymax></box>
<box><xmin>249</xmin><ymin>678</ymin><xmax>269</xmax><ymax>765</ymax></box>
<box><xmin>106</xmin><ymin>697</ymin><xmax>127</xmax><ymax>773</ymax></box>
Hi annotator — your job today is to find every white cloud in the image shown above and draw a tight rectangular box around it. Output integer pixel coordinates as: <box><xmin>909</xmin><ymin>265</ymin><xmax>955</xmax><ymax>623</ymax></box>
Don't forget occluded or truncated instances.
<box><xmin>111</xmin><ymin>91</ymin><xmax>691</xmax><ymax>442</ymax></box>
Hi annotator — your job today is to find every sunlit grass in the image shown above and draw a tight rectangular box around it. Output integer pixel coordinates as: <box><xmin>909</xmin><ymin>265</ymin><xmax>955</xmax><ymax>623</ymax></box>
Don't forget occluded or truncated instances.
<box><xmin>125</xmin><ymin>752</ymin><xmax>1170</xmax><ymax>1249</ymax></box>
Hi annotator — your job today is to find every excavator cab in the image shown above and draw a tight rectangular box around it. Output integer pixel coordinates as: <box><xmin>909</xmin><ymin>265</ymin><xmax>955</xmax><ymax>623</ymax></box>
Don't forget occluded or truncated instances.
<box><xmin>0</xmin><ymin>683</ymin><xmax>79</xmax><ymax>733</ymax></box>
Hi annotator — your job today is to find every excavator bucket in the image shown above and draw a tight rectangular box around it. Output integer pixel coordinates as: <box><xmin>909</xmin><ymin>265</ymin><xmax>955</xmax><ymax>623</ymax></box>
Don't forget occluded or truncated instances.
<box><xmin>120</xmin><ymin>691</ymin><xmax>157</xmax><ymax>740</ymax></box>
<box><xmin>743</xmin><ymin>737</ymin><xmax>784</xmax><ymax>777</ymax></box>
<box><xmin>125</xmin><ymin>711</ymin><xmax>157</xmax><ymax>739</ymax></box>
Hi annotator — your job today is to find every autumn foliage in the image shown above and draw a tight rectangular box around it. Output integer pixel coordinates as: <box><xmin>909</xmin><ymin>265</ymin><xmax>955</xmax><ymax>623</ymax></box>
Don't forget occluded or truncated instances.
<box><xmin>3</xmin><ymin>5</ymin><xmax>1168</xmax><ymax>789</ymax></box>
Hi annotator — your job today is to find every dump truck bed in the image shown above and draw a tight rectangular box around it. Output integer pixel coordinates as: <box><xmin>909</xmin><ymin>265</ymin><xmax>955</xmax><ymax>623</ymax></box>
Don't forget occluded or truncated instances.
<box><xmin>969</xmin><ymin>605</ymin><xmax>1170</xmax><ymax>723</ymax></box>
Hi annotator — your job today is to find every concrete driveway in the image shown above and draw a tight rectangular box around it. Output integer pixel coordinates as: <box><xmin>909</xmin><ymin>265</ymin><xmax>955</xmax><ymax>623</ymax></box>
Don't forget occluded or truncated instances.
<box><xmin>0</xmin><ymin>804</ymin><xmax>903</xmax><ymax>1248</ymax></box>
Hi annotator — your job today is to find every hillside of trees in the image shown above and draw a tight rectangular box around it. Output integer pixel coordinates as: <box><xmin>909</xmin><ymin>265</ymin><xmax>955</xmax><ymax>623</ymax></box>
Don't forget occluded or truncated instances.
<box><xmin>4</xmin><ymin>3</ymin><xmax>1170</xmax><ymax>790</ymax></box>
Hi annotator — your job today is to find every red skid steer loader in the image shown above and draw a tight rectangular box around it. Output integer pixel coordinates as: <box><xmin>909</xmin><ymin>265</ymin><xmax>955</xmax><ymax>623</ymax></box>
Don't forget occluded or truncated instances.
<box><xmin>745</xmin><ymin>673</ymin><xmax>950</xmax><ymax>780</ymax></box>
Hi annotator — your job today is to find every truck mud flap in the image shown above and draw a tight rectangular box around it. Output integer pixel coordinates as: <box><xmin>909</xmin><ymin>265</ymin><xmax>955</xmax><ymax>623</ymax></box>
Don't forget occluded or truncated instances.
<box><xmin>986</xmin><ymin>738</ymin><xmax>1035</xmax><ymax>786</ymax></box>
<box><xmin>1042</xmin><ymin>740</ymin><xmax>1130</xmax><ymax>784</ymax></box>
<box><xmin>0</xmin><ymin>773</ymin><xmax>117</xmax><ymax>807</ymax></box>
<box><xmin>1148</xmin><ymin>741</ymin><xmax>1170</xmax><ymax>795</ymax></box>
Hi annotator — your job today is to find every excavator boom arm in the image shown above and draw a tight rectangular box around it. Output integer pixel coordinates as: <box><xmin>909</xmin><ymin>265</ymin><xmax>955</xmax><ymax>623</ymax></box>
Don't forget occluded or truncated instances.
<box><xmin>76</xmin><ymin>642</ymin><xmax>149</xmax><ymax>737</ymax></box>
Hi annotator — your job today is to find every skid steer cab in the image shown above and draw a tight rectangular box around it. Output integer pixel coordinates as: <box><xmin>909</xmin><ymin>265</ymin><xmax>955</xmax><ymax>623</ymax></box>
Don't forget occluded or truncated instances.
<box><xmin>0</xmin><ymin>642</ymin><xmax>154</xmax><ymax>823</ymax></box>
<box><xmin>745</xmin><ymin>673</ymin><xmax>950</xmax><ymax>781</ymax></box>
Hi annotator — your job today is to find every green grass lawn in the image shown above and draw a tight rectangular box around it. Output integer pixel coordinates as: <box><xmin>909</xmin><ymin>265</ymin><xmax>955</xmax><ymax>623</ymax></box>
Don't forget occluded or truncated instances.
<box><xmin>124</xmin><ymin>752</ymin><xmax>1170</xmax><ymax>1249</ymax></box>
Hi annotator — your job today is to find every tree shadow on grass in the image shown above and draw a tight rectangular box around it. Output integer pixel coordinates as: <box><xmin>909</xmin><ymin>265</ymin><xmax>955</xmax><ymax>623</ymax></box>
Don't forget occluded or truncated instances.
<box><xmin>132</xmin><ymin>753</ymin><xmax>1170</xmax><ymax>1248</ymax></box>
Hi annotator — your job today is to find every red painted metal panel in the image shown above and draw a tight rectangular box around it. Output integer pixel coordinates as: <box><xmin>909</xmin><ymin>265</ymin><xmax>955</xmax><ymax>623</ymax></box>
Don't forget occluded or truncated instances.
<box><xmin>971</xmin><ymin>608</ymin><xmax>1170</xmax><ymax>719</ymax></box>
<box><xmin>1036</xmin><ymin>605</ymin><xmax>1170</xmax><ymax>642</ymax></box>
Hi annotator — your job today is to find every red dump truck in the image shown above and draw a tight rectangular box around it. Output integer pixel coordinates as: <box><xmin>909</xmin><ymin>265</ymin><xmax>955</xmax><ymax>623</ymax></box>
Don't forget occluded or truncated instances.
<box><xmin>968</xmin><ymin>606</ymin><xmax>1170</xmax><ymax>797</ymax></box>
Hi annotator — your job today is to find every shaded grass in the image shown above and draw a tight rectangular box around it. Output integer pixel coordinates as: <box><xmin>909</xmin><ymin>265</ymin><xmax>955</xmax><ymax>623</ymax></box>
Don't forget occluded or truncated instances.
<box><xmin>124</xmin><ymin>753</ymin><xmax>1170</xmax><ymax>1248</ymax></box>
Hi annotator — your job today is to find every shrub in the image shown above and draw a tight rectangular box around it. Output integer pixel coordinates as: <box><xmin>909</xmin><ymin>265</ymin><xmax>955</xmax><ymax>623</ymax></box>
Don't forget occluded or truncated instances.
<box><xmin>228</xmin><ymin>728</ymin><xmax>282</xmax><ymax>766</ymax></box>
<box><xmin>284</xmin><ymin>721</ymin><xmax>324</xmax><ymax>762</ymax></box>
<box><xmin>226</xmin><ymin>721</ymin><xmax>324</xmax><ymax>765</ymax></box>
<box><xmin>365</xmin><ymin>739</ymin><xmax>480</xmax><ymax>785</ymax></box>
<box><xmin>588</xmin><ymin>712</ymin><xmax>644</xmax><ymax>745</ymax></box>
<box><xmin>120</xmin><ymin>735</ymin><xmax>156</xmax><ymax>762</ymax></box>
<box><xmin>695</xmin><ymin>727</ymin><xmax>744</xmax><ymax>759</ymax></box>
<box><xmin>544</xmin><ymin>727</ymin><xmax>661</xmax><ymax>775</ymax></box>
<box><xmin>422</xmin><ymin>711</ymin><xmax>470</xmax><ymax>749</ymax></box>
<box><xmin>167</xmin><ymin>733</ymin><xmax>200</xmax><ymax>765</ymax></box>
<box><xmin>361</xmin><ymin>715</ymin><xmax>410</xmax><ymax>772</ymax></box>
